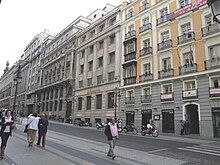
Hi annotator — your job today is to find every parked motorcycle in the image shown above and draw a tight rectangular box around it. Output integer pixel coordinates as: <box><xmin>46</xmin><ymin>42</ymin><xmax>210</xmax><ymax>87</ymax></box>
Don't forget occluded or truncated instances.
<box><xmin>141</xmin><ymin>125</ymin><xmax>159</xmax><ymax>137</ymax></box>
<box><xmin>123</xmin><ymin>123</ymin><xmax>138</xmax><ymax>135</ymax></box>
<box><xmin>96</xmin><ymin>122</ymin><xmax>107</xmax><ymax>129</ymax></box>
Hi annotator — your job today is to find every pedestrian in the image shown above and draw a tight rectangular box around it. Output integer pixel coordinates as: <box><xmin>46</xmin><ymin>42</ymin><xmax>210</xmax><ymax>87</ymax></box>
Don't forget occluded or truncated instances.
<box><xmin>184</xmin><ymin>120</ymin><xmax>190</xmax><ymax>135</ymax></box>
<box><xmin>104</xmin><ymin>117</ymin><xmax>119</xmax><ymax>160</ymax></box>
<box><xmin>0</xmin><ymin>109</ymin><xmax>14</xmax><ymax>159</ymax></box>
<box><xmin>37</xmin><ymin>113</ymin><xmax>49</xmax><ymax>147</ymax></box>
<box><xmin>26</xmin><ymin>113</ymin><xmax>39</xmax><ymax>147</ymax></box>
<box><xmin>179</xmin><ymin>120</ymin><xmax>184</xmax><ymax>135</ymax></box>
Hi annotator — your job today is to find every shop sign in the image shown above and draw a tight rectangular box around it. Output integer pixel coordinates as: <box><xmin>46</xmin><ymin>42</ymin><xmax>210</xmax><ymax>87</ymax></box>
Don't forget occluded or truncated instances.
<box><xmin>162</xmin><ymin>109</ymin><xmax>174</xmax><ymax>114</ymax></box>
<box><xmin>174</xmin><ymin>0</ymin><xmax>207</xmax><ymax>18</ymax></box>
<box><xmin>154</xmin><ymin>115</ymin><xmax>160</xmax><ymax>120</ymax></box>
<box><xmin>142</xmin><ymin>109</ymin><xmax>152</xmax><ymax>114</ymax></box>
<box><xmin>126</xmin><ymin>111</ymin><xmax>134</xmax><ymax>115</ymax></box>
<box><xmin>183</xmin><ymin>89</ymin><xmax>197</xmax><ymax>98</ymax></box>
<box><xmin>210</xmin><ymin>88</ymin><xmax>220</xmax><ymax>94</ymax></box>
<box><xmin>161</xmin><ymin>93</ymin><xmax>173</xmax><ymax>100</ymax></box>
<box><xmin>212</xmin><ymin>108</ymin><xmax>220</xmax><ymax>113</ymax></box>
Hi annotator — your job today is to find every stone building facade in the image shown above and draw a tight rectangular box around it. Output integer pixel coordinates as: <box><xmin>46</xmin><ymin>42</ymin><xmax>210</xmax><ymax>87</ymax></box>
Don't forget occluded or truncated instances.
<box><xmin>120</xmin><ymin>0</ymin><xmax>220</xmax><ymax>138</ymax></box>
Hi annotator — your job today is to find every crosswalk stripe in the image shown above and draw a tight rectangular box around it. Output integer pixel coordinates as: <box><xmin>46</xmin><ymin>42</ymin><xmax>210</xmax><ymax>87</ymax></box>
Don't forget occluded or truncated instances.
<box><xmin>186</xmin><ymin>146</ymin><xmax>220</xmax><ymax>154</ymax></box>
<box><xmin>178</xmin><ymin>147</ymin><xmax>220</xmax><ymax>157</ymax></box>
<box><xmin>193</xmin><ymin>145</ymin><xmax>220</xmax><ymax>151</ymax></box>
<box><xmin>200</xmin><ymin>144</ymin><xmax>220</xmax><ymax>149</ymax></box>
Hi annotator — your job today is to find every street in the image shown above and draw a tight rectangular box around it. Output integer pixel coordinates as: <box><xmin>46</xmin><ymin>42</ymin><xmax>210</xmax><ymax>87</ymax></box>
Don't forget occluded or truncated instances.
<box><xmin>1</xmin><ymin>120</ymin><xmax>220</xmax><ymax>165</ymax></box>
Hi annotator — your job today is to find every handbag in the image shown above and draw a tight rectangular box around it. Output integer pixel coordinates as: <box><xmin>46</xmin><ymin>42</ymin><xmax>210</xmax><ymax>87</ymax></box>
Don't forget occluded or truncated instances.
<box><xmin>24</xmin><ymin>118</ymin><xmax>34</xmax><ymax>133</ymax></box>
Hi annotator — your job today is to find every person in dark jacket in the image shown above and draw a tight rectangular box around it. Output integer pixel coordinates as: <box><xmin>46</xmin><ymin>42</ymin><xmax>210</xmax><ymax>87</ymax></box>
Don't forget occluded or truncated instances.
<box><xmin>104</xmin><ymin>118</ymin><xmax>118</xmax><ymax>160</ymax></box>
<box><xmin>37</xmin><ymin>113</ymin><xmax>48</xmax><ymax>147</ymax></box>
<box><xmin>0</xmin><ymin>109</ymin><xmax>13</xmax><ymax>159</ymax></box>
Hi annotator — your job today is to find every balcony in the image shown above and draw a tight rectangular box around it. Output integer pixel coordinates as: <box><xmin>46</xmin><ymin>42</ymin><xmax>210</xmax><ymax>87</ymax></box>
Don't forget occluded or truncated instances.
<box><xmin>140</xmin><ymin>47</ymin><xmax>152</xmax><ymax>57</ymax></box>
<box><xmin>178</xmin><ymin>32</ymin><xmax>195</xmax><ymax>45</ymax></box>
<box><xmin>139</xmin><ymin>23</ymin><xmax>152</xmax><ymax>33</ymax></box>
<box><xmin>182</xmin><ymin>89</ymin><xmax>198</xmax><ymax>100</ymax></box>
<box><xmin>125</xmin><ymin>97</ymin><xmax>135</xmax><ymax>104</ymax></box>
<box><xmin>179</xmin><ymin>63</ymin><xmax>197</xmax><ymax>75</ymax></box>
<box><xmin>209</xmin><ymin>87</ymin><xmax>220</xmax><ymax>98</ymax></box>
<box><xmin>157</xmin><ymin>40</ymin><xmax>172</xmax><ymax>51</ymax></box>
<box><xmin>205</xmin><ymin>57</ymin><xmax>220</xmax><ymax>70</ymax></box>
<box><xmin>126</xmin><ymin>11</ymin><xmax>135</xmax><ymax>20</ymax></box>
<box><xmin>161</xmin><ymin>92</ymin><xmax>174</xmax><ymax>102</ymax></box>
<box><xmin>124</xmin><ymin>51</ymin><xmax>136</xmax><ymax>62</ymax></box>
<box><xmin>125</xmin><ymin>30</ymin><xmax>136</xmax><ymax>40</ymax></box>
<box><xmin>141</xmin><ymin>95</ymin><xmax>152</xmax><ymax>103</ymax></box>
<box><xmin>124</xmin><ymin>76</ymin><xmax>136</xmax><ymax>86</ymax></box>
<box><xmin>158</xmin><ymin>69</ymin><xmax>174</xmax><ymax>79</ymax></box>
<box><xmin>139</xmin><ymin>73</ymin><xmax>153</xmax><ymax>83</ymax></box>
<box><xmin>202</xmin><ymin>23</ymin><xmax>220</xmax><ymax>37</ymax></box>
<box><xmin>156</xmin><ymin>13</ymin><xmax>174</xmax><ymax>26</ymax></box>
<box><xmin>139</xmin><ymin>3</ymin><xmax>150</xmax><ymax>12</ymax></box>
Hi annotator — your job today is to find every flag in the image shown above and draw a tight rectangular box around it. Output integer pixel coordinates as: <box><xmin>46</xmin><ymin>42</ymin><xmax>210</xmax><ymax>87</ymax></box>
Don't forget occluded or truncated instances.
<box><xmin>189</xmin><ymin>46</ymin><xmax>194</xmax><ymax>65</ymax></box>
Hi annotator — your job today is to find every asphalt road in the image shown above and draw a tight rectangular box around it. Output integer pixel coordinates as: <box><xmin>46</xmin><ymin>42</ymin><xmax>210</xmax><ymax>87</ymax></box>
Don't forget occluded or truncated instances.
<box><xmin>48</xmin><ymin>122</ymin><xmax>220</xmax><ymax>165</ymax></box>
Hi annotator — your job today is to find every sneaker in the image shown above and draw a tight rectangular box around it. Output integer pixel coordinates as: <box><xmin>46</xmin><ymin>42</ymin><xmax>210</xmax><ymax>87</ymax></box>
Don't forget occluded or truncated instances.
<box><xmin>107</xmin><ymin>154</ymin><xmax>111</xmax><ymax>157</ymax></box>
<box><xmin>112</xmin><ymin>156</ymin><xmax>116</xmax><ymax>160</ymax></box>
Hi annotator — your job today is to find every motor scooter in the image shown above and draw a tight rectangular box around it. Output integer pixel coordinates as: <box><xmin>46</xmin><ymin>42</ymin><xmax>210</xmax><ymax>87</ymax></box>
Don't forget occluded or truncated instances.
<box><xmin>123</xmin><ymin>123</ymin><xmax>138</xmax><ymax>135</ymax></box>
<box><xmin>141</xmin><ymin>125</ymin><xmax>159</xmax><ymax>137</ymax></box>
<box><xmin>96</xmin><ymin>121</ymin><xmax>107</xmax><ymax>129</ymax></box>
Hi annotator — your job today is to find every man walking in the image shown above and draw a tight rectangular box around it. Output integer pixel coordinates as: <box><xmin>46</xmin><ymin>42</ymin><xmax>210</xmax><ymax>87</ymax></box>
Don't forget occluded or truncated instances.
<box><xmin>37</xmin><ymin>113</ymin><xmax>49</xmax><ymax>147</ymax></box>
<box><xmin>104</xmin><ymin>117</ymin><xmax>118</xmax><ymax>160</ymax></box>
<box><xmin>26</xmin><ymin>113</ymin><xmax>39</xmax><ymax>147</ymax></box>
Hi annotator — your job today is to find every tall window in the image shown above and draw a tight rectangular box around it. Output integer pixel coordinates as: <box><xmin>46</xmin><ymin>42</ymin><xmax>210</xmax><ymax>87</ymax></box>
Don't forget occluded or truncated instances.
<box><xmin>81</xmin><ymin>50</ymin><xmax>85</xmax><ymax>59</ymax></box>
<box><xmin>78</xmin><ymin>97</ymin><xmax>82</xmax><ymax>110</ymax></box>
<box><xmin>184</xmin><ymin>81</ymin><xmax>196</xmax><ymax>90</ymax></box>
<box><xmin>108</xmin><ymin>71</ymin><xmax>115</xmax><ymax>82</ymax></box>
<box><xmin>212</xmin><ymin>77</ymin><xmax>220</xmax><ymax>88</ymax></box>
<box><xmin>97</xmin><ymin>75</ymin><xmax>103</xmax><ymax>84</ymax></box>
<box><xmin>99</xmin><ymin>24</ymin><xmax>105</xmax><ymax>32</ymax></box>
<box><xmin>98</xmin><ymin>57</ymin><xmax>103</xmax><ymax>68</ymax></box>
<box><xmin>99</xmin><ymin>40</ymin><xmax>104</xmax><ymax>50</ymax></box>
<box><xmin>108</xmin><ymin>52</ymin><xmax>115</xmax><ymax>64</ymax></box>
<box><xmin>179</xmin><ymin>0</ymin><xmax>189</xmax><ymax>8</ymax></box>
<box><xmin>108</xmin><ymin>92</ymin><xmax>114</xmax><ymax>109</ymax></box>
<box><xmin>160</xmin><ymin>7</ymin><xmax>168</xmax><ymax>17</ymax></box>
<box><xmin>124</xmin><ymin>65</ymin><xmax>135</xmax><ymax>77</ymax></box>
<box><xmin>90</xmin><ymin>30</ymin><xmax>95</xmax><ymax>37</ymax></box>
<box><xmin>82</xmin><ymin>35</ymin><xmax>86</xmax><ymax>42</ymax></box>
<box><xmin>204</xmin><ymin>14</ymin><xmax>212</xmax><ymax>26</ymax></box>
<box><xmin>109</xmin><ymin>34</ymin><xmax>115</xmax><ymax>44</ymax></box>
<box><xmin>89</xmin><ymin>45</ymin><xmax>94</xmax><ymax>54</ymax></box>
<box><xmin>86</xmin><ymin>96</ymin><xmax>91</xmax><ymax>110</ymax></box>
<box><xmin>96</xmin><ymin>94</ymin><xmax>102</xmax><ymax>109</ymax></box>
<box><xmin>88</xmin><ymin>61</ymin><xmax>93</xmax><ymax>71</ymax></box>
<box><xmin>161</xmin><ymin>30</ymin><xmax>169</xmax><ymax>41</ymax></box>
<box><xmin>181</xmin><ymin>22</ymin><xmax>191</xmax><ymax>34</ymax></box>
<box><xmin>128</xmin><ymin>24</ymin><xmax>134</xmax><ymax>32</ymax></box>
<box><xmin>80</xmin><ymin>64</ymin><xmax>84</xmax><ymax>74</ymax></box>
<box><xmin>125</xmin><ymin>42</ymin><xmax>135</xmax><ymax>54</ymax></box>
<box><xmin>143</xmin><ymin>38</ymin><xmax>150</xmax><ymax>48</ymax></box>
<box><xmin>110</xmin><ymin>17</ymin><xmax>116</xmax><ymax>25</ymax></box>
<box><xmin>209</xmin><ymin>45</ymin><xmax>220</xmax><ymax>59</ymax></box>
<box><xmin>127</xmin><ymin>90</ymin><xmax>134</xmax><ymax>98</ymax></box>
<box><xmin>162</xmin><ymin>84</ymin><xmax>172</xmax><ymax>93</ymax></box>
<box><xmin>162</xmin><ymin>57</ymin><xmax>171</xmax><ymax>71</ymax></box>
<box><xmin>143</xmin><ymin>88</ymin><xmax>151</xmax><ymax>96</ymax></box>
<box><xmin>59</xmin><ymin>100</ymin><xmax>63</xmax><ymax>111</ymax></box>
<box><xmin>144</xmin><ymin>63</ymin><xmax>151</xmax><ymax>74</ymax></box>
<box><xmin>87</xmin><ymin>78</ymin><xmax>92</xmax><ymax>86</ymax></box>
<box><xmin>183</xmin><ymin>52</ymin><xmax>194</xmax><ymax>65</ymax></box>
<box><xmin>142</xmin><ymin>17</ymin><xmax>149</xmax><ymax>26</ymax></box>
<box><xmin>79</xmin><ymin>80</ymin><xmax>83</xmax><ymax>88</ymax></box>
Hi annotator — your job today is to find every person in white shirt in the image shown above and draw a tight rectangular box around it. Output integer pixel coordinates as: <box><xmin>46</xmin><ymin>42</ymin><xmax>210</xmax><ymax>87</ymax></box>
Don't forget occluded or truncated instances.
<box><xmin>26</xmin><ymin>113</ymin><xmax>39</xmax><ymax>147</ymax></box>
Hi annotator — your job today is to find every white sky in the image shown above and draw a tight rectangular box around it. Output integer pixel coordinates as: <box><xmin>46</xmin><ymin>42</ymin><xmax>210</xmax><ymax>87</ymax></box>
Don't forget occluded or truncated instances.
<box><xmin>0</xmin><ymin>0</ymin><xmax>122</xmax><ymax>76</ymax></box>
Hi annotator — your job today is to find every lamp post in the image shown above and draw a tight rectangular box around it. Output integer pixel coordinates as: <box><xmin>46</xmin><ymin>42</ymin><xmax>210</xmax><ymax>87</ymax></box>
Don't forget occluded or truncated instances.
<box><xmin>13</xmin><ymin>64</ymin><xmax>22</xmax><ymax>120</ymax></box>
<box><xmin>114</xmin><ymin>87</ymin><xmax>121</xmax><ymax>121</ymax></box>
<box><xmin>207</xmin><ymin>0</ymin><xmax>220</xmax><ymax>23</ymax></box>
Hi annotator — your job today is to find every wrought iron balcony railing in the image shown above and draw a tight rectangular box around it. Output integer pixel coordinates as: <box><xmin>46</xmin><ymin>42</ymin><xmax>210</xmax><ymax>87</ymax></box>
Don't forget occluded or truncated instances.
<box><xmin>125</xmin><ymin>30</ymin><xmax>136</xmax><ymax>40</ymax></box>
<box><xmin>178</xmin><ymin>32</ymin><xmax>195</xmax><ymax>45</ymax></box>
<box><xmin>140</xmin><ymin>47</ymin><xmax>152</xmax><ymax>57</ymax></box>
<box><xmin>141</xmin><ymin>95</ymin><xmax>152</xmax><ymax>103</ymax></box>
<box><xmin>156</xmin><ymin>13</ymin><xmax>174</xmax><ymax>26</ymax></box>
<box><xmin>139</xmin><ymin>23</ymin><xmax>152</xmax><ymax>33</ymax></box>
<box><xmin>158</xmin><ymin>69</ymin><xmax>174</xmax><ymax>79</ymax></box>
<box><xmin>139</xmin><ymin>73</ymin><xmax>153</xmax><ymax>83</ymax></box>
<box><xmin>157</xmin><ymin>40</ymin><xmax>172</xmax><ymax>51</ymax></box>
<box><xmin>124</xmin><ymin>76</ymin><xmax>136</xmax><ymax>86</ymax></box>
<box><xmin>182</xmin><ymin>89</ymin><xmax>198</xmax><ymax>100</ymax></box>
<box><xmin>161</xmin><ymin>92</ymin><xmax>174</xmax><ymax>102</ymax></box>
<box><xmin>124</xmin><ymin>51</ymin><xmax>136</xmax><ymax>62</ymax></box>
<box><xmin>204</xmin><ymin>57</ymin><xmax>220</xmax><ymax>70</ymax></box>
<box><xmin>179</xmin><ymin>63</ymin><xmax>197</xmax><ymax>75</ymax></box>
<box><xmin>202</xmin><ymin>23</ymin><xmax>220</xmax><ymax>37</ymax></box>
<box><xmin>125</xmin><ymin>97</ymin><xmax>135</xmax><ymax>104</ymax></box>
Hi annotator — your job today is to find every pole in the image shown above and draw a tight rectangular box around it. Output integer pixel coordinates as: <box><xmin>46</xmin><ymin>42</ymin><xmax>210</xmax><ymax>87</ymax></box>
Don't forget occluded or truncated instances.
<box><xmin>13</xmin><ymin>80</ymin><xmax>18</xmax><ymax>120</ymax></box>
<box><xmin>114</xmin><ymin>87</ymin><xmax>117</xmax><ymax>121</ymax></box>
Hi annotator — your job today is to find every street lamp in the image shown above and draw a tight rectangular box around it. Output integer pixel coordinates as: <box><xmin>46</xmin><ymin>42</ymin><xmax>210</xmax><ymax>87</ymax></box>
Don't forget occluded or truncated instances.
<box><xmin>208</xmin><ymin>0</ymin><xmax>220</xmax><ymax>23</ymax></box>
<box><xmin>13</xmin><ymin>64</ymin><xmax>22</xmax><ymax>120</ymax></box>
<box><xmin>114</xmin><ymin>87</ymin><xmax>121</xmax><ymax>121</ymax></box>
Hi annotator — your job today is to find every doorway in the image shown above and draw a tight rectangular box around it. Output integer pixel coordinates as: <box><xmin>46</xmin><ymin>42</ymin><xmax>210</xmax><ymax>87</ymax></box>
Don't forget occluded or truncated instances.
<box><xmin>212</xmin><ymin>108</ymin><xmax>220</xmax><ymax>138</ymax></box>
<box><xmin>65</xmin><ymin>101</ymin><xmax>72</xmax><ymax>118</ymax></box>
<box><xmin>126</xmin><ymin>111</ymin><xmax>135</xmax><ymax>125</ymax></box>
<box><xmin>162</xmin><ymin>109</ymin><xmax>174</xmax><ymax>133</ymax></box>
<box><xmin>185</xmin><ymin>104</ymin><xmax>199</xmax><ymax>134</ymax></box>
<box><xmin>142</xmin><ymin>110</ymin><xmax>152</xmax><ymax>126</ymax></box>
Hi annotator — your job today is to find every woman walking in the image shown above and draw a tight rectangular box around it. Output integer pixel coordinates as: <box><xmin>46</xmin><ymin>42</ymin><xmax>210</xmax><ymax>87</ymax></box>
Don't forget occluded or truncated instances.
<box><xmin>0</xmin><ymin>109</ymin><xmax>14</xmax><ymax>159</ymax></box>
<box><xmin>26</xmin><ymin>113</ymin><xmax>39</xmax><ymax>147</ymax></box>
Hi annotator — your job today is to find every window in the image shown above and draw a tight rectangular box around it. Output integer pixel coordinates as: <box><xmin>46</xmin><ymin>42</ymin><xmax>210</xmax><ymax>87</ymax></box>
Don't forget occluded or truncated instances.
<box><xmin>110</xmin><ymin>17</ymin><xmax>116</xmax><ymax>25</ymax></box>
<box><xmin>108</xmin><ymin>92</ymin><xmax>114</xmax><ymax>109</ymax></box>
<box><xmin>163</xmin><ymin>84</ymin><xmax>172</xmax><ymax>93</ymax></box>
<box><xmin>160</xmin><ymin>7</ymin><xmax>168</xmax><ymax>17</ymax></box>
<box><xmin>90</xmin><ymin>30</ymin><xmax>95</xmax><ymax>37</ymax></box>
<box><xmin>87</xmin><ymin>78</ymin><xmax>92</xmax><ymax>86</ymax></box>
<box><xmin>82</xmin><ymin>35</ymin><xmax>86</xmax><ymax>42</ymax></box>
<box><xmin>143</xmin><ymin>88</ymin><xmax>151</xmax><ymax>96</ymax></box>
<box><xmin>97</xmin><ymin>75</ymin><xmax>103</xmax><ymax>84</ymax></box>
<box><xmin>124</xmin><ymin>65</ymin><xmax>136</xmax><ymax>77</ymax></box>
<box><xmin>80</xmin><ymin>64</ymin><xmax>84</xmax><ymax>74</ymax></box>
<box><xmin>98</xmin><ymin>57</ymin><xmax>103</xmax><ymax>68</ymax></box>
<box><xmin>88</xmin><ymin>61</ymin><xmax>93</xmax><ymax>71</ymax></box>
<box><xmin>86</xmin><ymin>96</ymin><xmax>92</xmax><ymax>110</ymax></box>
<box><xmin>161</xmin><ymin>30</ymin><xmax>169</xmax><ymax>41</ymax></box>
<box><xmin>128</xmin><ymin>24</ymin><xmax>134</xmax><ymax>32</ymax></box>
<box><xmin>142</xmin><ymin>17</ymin><xmax>149</xmax><ymax>26</ymax></box>
<box><xmin>59</xmin><ymin>100</ymin><xmax>63</xmax><ymax>111</ymax></box>
<box><xmin>108</xmin><ymin>71</ymin><xmax>115</xmax><ymax>82</ymax></box>
<box><xmin>79</xmin><ymin>80</ymin><xmax>83</xmax><ymax>88</ymax></box>
<box><xmin>162</xmin><ymin>57</ymin><xmax>171</xmax><ymax>71</ymax></box>
<box><xmin>143</xmin><ymin>63</ymin><xmax>151</xmax><ymax>74</ymax></box>
<box><xmin>209</xmin><ymin>45</ymin><xmax>220</xmax><ymax>59</ymax></box>
<box><xmin>183</xmin><ymin>52</ymin><xmax>194</xmax><ymax>65</ymax></box>
<box><xmin>179</xmin><ymin>0</ymin><xmax>189</xmax><ymax>8</ymax></box>
<box><xmin>99</xmin><ymin>24</ymin><xmax>105</xmax><ymax>32</ymax></box>
<box><xmin>143</xmin><ymin>38</ymin><xmax>150</xmax><ymax>48</ymax></box>
<box><xmin>212</xmin><ymin>78</ymin><xmax>220</xmax><ymax>88</ymax></box>
<box><xmin>78</xmin><ymin>97</ymin><xmax>82</xmax><ymax>110</ymax></box>
<box><xmin>204</xmin><ymin>14</ymin><xmax>212</xmax><ymax>26</ymax></box>
<box><xmin>81</xmin><ymin>50</ymin><xmax>85</xmax><ymax>58</ymax></box>
<box><xmin>99</xmin><ymin>40</ymin><xmax>104</xmax><ymax>49</ymax></box>
<box><xmin>184</xmin><ymin>81</ymin><xmax>196</xmax><ymax>90</ymax></box>
<box><xmin>89</xmin><ymin>45</ymin><xmax>94</xmax><ymax>54</ymax></box>
<box><xmin>109</xmin><ymin>34</ymin><xmax>115</xmax><ymax>45</ymax></box>
<box><xmin>108</xmin><ymin>52</ymin><xmax>115</xmax><ymax>64</ymax></box>
<box><xmin>96</xmin><ymin>94</ymin><xmax>102</xmax><ymax>109</ymax></box>
<box><xmin>127</xmin><ymin>90</ymin><xmax>134</xmax><ymax>98</ymax></box>
<box><xmin>125</xmin><ymin>42</ymin><xmax>135</xmax><ymax>54</ymax></box>
<box><xmin>181</xmin><ymin>22</ymin><xmax>191</xmax><ymax>34</ymax></box>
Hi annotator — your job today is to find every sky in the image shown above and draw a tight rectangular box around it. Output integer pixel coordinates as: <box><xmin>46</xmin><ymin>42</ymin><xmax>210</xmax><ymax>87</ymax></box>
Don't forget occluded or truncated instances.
<box><xmin>0</xmin><ymin>0</ymin><xmax>122</xmax><ymax>76</ymax></box>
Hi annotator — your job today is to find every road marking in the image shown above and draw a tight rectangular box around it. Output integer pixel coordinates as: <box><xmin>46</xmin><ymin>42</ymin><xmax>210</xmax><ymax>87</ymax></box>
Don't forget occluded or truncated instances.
<box><xmin>178</xmin><ymin>147</ymin><xmax>220</xmax><ymax>157</ymax></box>
<box><xmin>147</xmin><ymin>148</ymin><xmax>168</xmax><ymax>154</ymax></box>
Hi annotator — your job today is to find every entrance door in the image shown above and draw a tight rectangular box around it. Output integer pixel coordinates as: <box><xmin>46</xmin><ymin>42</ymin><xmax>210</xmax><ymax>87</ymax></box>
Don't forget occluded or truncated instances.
<box><xmin>212</xmin><ymin>108</ymin><xmax>220</xmax><ymax>138</ymax></box>
<box><xmin>162</xmin><ymin>109</ymin><xmax>174</xmax><ymax>133</ymax></box>
<box><xmin>142</xmin><ymin>110</ymin><xmax>152</xmax><ymax>126</ymax></box>
<box><xmin>126</xmin><ymin>111</ymin><xmax>135</xmax><ymax>125</ymax></box>
<box><xmin>65</xmin><ymin>101</ymin><xmax>72</xmax><ymax>118</ymax></box>
<box><xmin>185</xmin><ymin>104</ymin><xmax>199</xmax><ymax>134</ymax></box>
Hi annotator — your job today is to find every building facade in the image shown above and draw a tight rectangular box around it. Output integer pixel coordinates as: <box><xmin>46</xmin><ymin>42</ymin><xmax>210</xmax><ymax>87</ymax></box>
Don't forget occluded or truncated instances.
<box><xmin>120</xmin><ymin>0</ymin><xmax>220</xmax><ymax>138</ymax></box>
<box><xmin>74</xmin><ymin>4</ymin><xmax>122</xmax><ymax>124</ymax></box>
